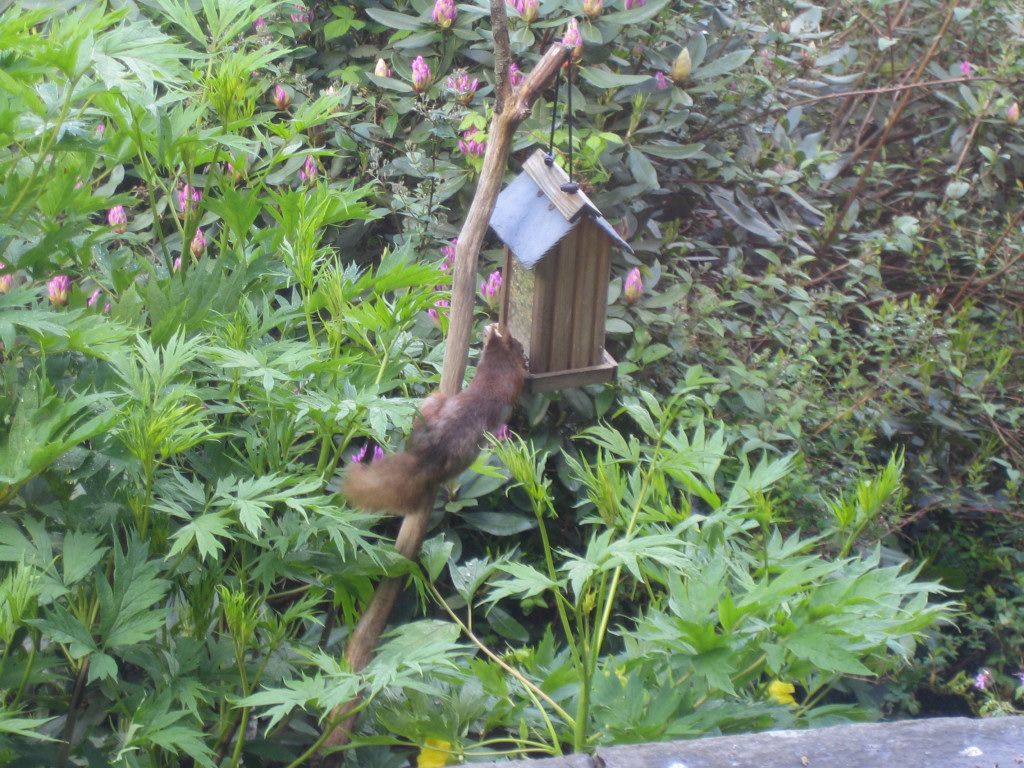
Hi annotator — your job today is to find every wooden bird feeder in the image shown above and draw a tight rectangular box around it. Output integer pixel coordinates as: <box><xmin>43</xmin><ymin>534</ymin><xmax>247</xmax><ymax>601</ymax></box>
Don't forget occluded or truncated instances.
<box><xmin>489</xmin><ymin>149</ymin><xmax>633</xmax><ymax>393</ymax></box>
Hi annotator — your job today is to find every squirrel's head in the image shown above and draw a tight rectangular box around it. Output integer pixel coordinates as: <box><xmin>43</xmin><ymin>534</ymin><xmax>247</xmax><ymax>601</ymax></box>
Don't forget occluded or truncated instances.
<box><xmin>484</xmin><ymin>325</ymin><xmax>527</xmax><ymax>370</ymax></box>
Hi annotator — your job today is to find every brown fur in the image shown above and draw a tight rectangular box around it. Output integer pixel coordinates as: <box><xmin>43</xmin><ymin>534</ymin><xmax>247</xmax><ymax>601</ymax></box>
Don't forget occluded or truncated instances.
<box><xmin>341</xmin><ymin>328</ymin><xmax>526</xmax><ymax>515</ymax></box>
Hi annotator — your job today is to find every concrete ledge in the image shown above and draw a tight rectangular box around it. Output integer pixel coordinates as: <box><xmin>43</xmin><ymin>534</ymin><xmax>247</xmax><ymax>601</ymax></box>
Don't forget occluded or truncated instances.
<box><xmin>470</xmin><ymin>717</ymin><xmax>1024</xmax><ymax>768</ymax></box>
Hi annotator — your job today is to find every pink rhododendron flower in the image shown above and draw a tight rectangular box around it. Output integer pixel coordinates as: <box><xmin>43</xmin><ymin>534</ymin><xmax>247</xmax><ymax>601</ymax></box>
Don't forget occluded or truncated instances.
<box><xmin>412</xmin><ymin>56</ymin><xmax>432</xmax><ymax>93</ymax></box>
<box><xmin>190</xmin><ymin>228</ymin><xmax>207</xmax><ymax>258</ymax></box>
<box><xmin>480</xmin><ymin>270</ymin><xmax>502</xmax><ymax>306</ymax></box>
<box><xmin>48</xmin><ymin>275</ymin><xmax>70</xmax><ymax>306</ymax></box>
<box><xmin>458</xmin><ymin>127</ymin><xmax>487</xmax><ymax>156</ymax></box>
<box><xmin>432</xmin><ymin>0</ymin><xmax>457</xmax><ymax>29</ymax></box>
<box><xmin>623</xmin><ymin>267</ymin><xmax>643</xmax><ymax>304</ymax></box>
<box><xmin>107</xmin><ymin>205</ymin><xmax>128</xmax><ymax>234</ymax></box>
<box><xmin>447</xmin><ymin>70</ymin><xmax>479</xmax><ymax>105</ymax></box>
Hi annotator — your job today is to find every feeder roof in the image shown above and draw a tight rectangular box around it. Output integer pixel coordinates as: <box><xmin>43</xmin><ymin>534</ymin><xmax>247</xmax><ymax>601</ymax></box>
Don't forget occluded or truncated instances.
<box><xmin>489</xmin><ymin>149</ymin><xmax>632</xmax><ymax>268</ymax></box>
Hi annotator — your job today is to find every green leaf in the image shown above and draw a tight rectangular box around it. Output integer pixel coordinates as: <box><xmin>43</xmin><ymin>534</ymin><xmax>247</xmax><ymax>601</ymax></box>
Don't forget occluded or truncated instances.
<box><xmin>694</xmin><ymin>48</ymin><xmax>753</xmax><ymax>80</ymax></box>
<box><xmin>635</xmin><ymin>142</ymin><xmax>705</xmax><ymax>160</ymax></box>
<box><xmin>784</xmin><ymin>625</ymin><xmax>873</xmax><ymax>675</ymax></box>
<box><xmin>29</xmin><ymin>605</ymin><xmax>96</xmax><ymax>658</ymax></box>
<box><xmin>61</xmin><ymin>530</ymin><xmax>108</xmax><ymax>587</ymax></box>
<box><xmin>579</xmin><ymin>67</ymin><xmax>653</xmax><ymax>89</ymax></box>
<box><xmin>0</xmin><ymin>712</ymin><xmax>58</xmax><ymax>742</ymax></box>
<box><xmin>364</xmin><ymin>7</ymin><xmax>424</xmax><ymax>30</ymax></box>
<box><xmin>96</xmin><ymin>540</ymin><xmax>169</xmax><ymax>650</ymax></box>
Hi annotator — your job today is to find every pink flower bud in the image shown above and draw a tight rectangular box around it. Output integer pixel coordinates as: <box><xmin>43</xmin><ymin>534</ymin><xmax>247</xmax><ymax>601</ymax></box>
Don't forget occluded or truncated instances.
<box><xmin>190</xmin><ymin>228</ymin><xmax>207</xmax><ymax>258</ymax></box>
<box><xmin>509</xmin><ymin>62</ymin><xmax>524</xmax><ymax>87</ymax></box>
<box><xmin>172</xmin><ymin>256</ymin><xmax>182</xmax><ymax>273</ymax></box>
<box><xmin>373</xmin><ymin>58</ymin><xmax>392</xmax><ymax>78</ymax></box>
<box><xmin>411</xmin><ymin>56</ymin><xmax>432</xmax><ymax>93</ymax></box>
<box><xmin>95</xmin><ymin>122</ymin><xmax>106</xmax><ymax>137</ymax></box>
<box><xmin>582</xmin><ymin>0</ymin><xmax>603</xmax><ymax>19</ymax></box>
<box><xmin>298</xmin><ymin>155</ymin><xmax>318</xmax><ymax>185</ymax></box>
<box><xmin>0</xmin><ymin>263</ymin><xmax>12</xmax><ymax>294</ymax></box>
<box><xmin>494</xmin><ymin>424</ymin><xmax>511</xmax><ymax>440</ymax></box>
<box><xmin>48</xmin><ymin>275</ymin><xmax>70</xmax><ymax>306</ymax></box>
<box><xmin>88</xmin><ymin>288</ymin><xmax>101</xmax><ymax>307</ymax></box>
<box><xmin>623</xmin><ymin>267</ymin><xmax>643</xmax><ymax>304</ymax></box>
<box><xmin>671</xmin><ymin>48</ymin><xmax>692</xmax><ymax>83</ymax></box>
<box><xmin>372</xmin><ymin>445</ymin><xmax>385</xmax><ymax>462</ymax></box>
<box><xmin>521</xmin><ymin>0</ymin><xmax>539</xmax><ymax>22</ymax></box>
<box><xmin>507</xmin><ymin>0</ymin><xmax>525</xmax><ymax>14</ymax></box>
<box><xmin>272</xmin><ymin>84</ymin><xmax>291</xmax><ymax>110</ymax></box>
<box><xmin>974</xmin><ymin>669</ymin><xmax>993</xmax><ymax>691</ymax></box>
<box><xmin>350</xmin><ymin>443</ymin><xmax>369</xmax><ymax>463</ymax></box>
<box><xmin>107</xmin><ymin>205</ymin><xmax>128</xmax><ymax>234</ymax></box>
<box><xmin>440</xmin><ymin>239</ymin><xmax>457</xmax><ymax>270</ymax></box>
<box><xmin>428</xmin><ymin>297</ymin><xmax>450</xmax><ymax>325</ymax></box>
<box><xmin>959</xmin><ymin>60</ymin><xmax>972</xmax><ymax>78</ymax></box>
<box><xmin>562</xmin><ymin>19</ymin><xmax>583</xmax><ymax>61</ymax></box>
<box><xmin>654</xmin><ymin>71</ymin><xmax>670</xmax><ymax>90</ymax></box>
<box><xmin>432</xmin><ymin>0</ymin><xmax>457</xmax><ymax>29</ymax></box>
<box><xmin>253</xmin><ymin>17</ymin><xmax>268</xmax><ymax>33</ymax></box>
<box><xmin>178</xmin><ymin>184</ymin><xmax>202</xmax><ymax>214</ymax></box>
<box><xmin>1008</xmin><ymin>101</ymin><xmax>1020</xmax><ymax>125</ymax></box>
<box><xmin>446</xmin><ymin>70</ymin><xmax>479</xmax><ymax>105</ymax></box>
<box><xmin>459</xmin><ymin>127</ymin><xmax>487</xmax><ymax>157</ymax></box>
<box><xmin>625</xmin><ymin>0</ymin><xmax>646</xmax><ymax>8</ymax></box>
<box><xmin>480</xmin><ymin>270</ymin><xmax>503</xmax><ymax>306</ymax></box>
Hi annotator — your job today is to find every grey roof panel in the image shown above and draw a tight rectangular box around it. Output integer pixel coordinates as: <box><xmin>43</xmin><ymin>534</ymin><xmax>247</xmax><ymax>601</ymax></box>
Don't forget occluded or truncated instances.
<box><xmin>592</xmin><ymin>214</ymin><xmax>634</xmax><ymax>255</ymax></box>
<box><xmin>489</xmin><ymin>172</ymin><xmax>574</xmax><ymax>268</ymax></box>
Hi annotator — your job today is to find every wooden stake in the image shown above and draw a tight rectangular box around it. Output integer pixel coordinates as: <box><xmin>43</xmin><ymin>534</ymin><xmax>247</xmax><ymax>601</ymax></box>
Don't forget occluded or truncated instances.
<box><xmin>317</xmin><ymin>18</ymin><xmax>570</xmax><ymax>763</ymax></box>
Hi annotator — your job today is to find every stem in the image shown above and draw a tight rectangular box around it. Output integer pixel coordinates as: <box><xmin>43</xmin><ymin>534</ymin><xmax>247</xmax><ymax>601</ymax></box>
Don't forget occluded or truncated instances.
<box><xmin>426</xmin><ymin>582</ymin><xmax>576</xmax><ymax>730</ymax></box>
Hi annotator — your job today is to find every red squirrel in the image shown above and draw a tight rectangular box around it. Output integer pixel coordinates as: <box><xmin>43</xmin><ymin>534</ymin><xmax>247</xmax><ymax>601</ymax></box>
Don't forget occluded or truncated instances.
<box><xmin>341</xmin><ymin>326</ymin><xmax>527</xmax><ymax>515</ymax></box>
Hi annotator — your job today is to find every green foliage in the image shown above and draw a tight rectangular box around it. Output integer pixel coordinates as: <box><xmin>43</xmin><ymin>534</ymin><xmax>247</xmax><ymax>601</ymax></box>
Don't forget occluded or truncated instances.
<box><xmin>0</xmin><ymin>0</ymin><xmax>1013</xmax><ymax>762</ymax></box>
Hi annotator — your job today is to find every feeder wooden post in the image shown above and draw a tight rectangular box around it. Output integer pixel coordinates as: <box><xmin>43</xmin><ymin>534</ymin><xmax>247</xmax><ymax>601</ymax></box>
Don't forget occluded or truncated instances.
<box><xmin>317</xmin><ymin>25</ymin><xmax>570</xmax><ymax>765</ymax></box>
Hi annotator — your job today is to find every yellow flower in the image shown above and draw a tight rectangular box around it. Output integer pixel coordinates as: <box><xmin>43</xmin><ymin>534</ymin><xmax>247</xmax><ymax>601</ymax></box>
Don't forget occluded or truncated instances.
<box><xmin>417</xmin><ymin>738</ymin><xmax>453</xmax><ymax>768</ymax></box>
<box><xmin>768</xmin><ymin>679</ymin><xmax>796</xmax><ymax>705</ymax></box>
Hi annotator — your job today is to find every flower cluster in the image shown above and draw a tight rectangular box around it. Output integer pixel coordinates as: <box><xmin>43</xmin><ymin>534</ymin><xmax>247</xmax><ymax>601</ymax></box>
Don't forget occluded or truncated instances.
<box><xmin>290</xmin><ymin>4</ymin><xmax>313</xmax><ymax>23</ymax></box>
<box><xmin>298</xmin><ymin>155</ymin><xmax>318</xmax><ymax>185</ymax></box>
<box><xmin>178</xmin><ymin>184</ymin><xmax>202</xmax><ymax>214</ymax></box>
<box><xmin>671</xmin><ymin>49</ymin><xmax>692</xmax><ymax>83</ymax></box>
<box><xmin>481</xmin><ymin>270</ymin><xmax>502</xmax><ymax>307</ymax></box>
<box><xmin>458</xmin><ymin>127</ymin><xmax>486</xmax><ymax>156</ymax></box>
<box><xmin>623</xmin><ymin>267</ymin><xmax>643</xmax><ymax>304</ymax></box>
<box><xmin>107</xmin><ymin>205</ymin><xmax>128</xmax><ymax>234</ymax></box>
<box><xmin>253</xmin><ymin>17</ymin><xmax>268</xmax><ymax>34</ymax></box>
<box><xmin>508</xmin><ymin>0</ymin><xmax>539</xmax><ymax>22</ymax></box>
<box><xmin>509</xmin><ymin>62</ymin><xmax>525</xmax><ymax>87</ymax></box>
<box><xmin>446</xmin><ymin>70</ymin><xmax>478</xmax><ymax>105</ymax></box>
<box><xmin>48</xmin><ymin>275</ymin><xmax>70</xmax><ymax>306</ymax></box>
<box><xmin>440</xmin><ymin>239</ymin><xmax>457</xmax><ymax>271</ymax></box>
<box><xmin>190</xmin><ymin>228</ymin><xmax>207</xmax><ymax>258</ymax></box>
<box><xmin>350</xmin><ymin>443</ymin><xmax>385</xmax><ymax>463</ymax></box>
<box><xmin>412</xmin><ymin>56</ymin><xmax>432</xmax><ymax>93</ymax></box>
<box><xmin>1008</xmin><ymin>101</ymin><xmax>1020</xmax><ymax>125</ymax></box>
<box><xmin>973</xmin><ymin>669</ymin><xmax>993</xmax><ymax>691</ymax></box>
<box><xmin>562</xmin><ymin>18</ymin><xmax>584</xmax><ymax>61</ymax></box>
<box><xmin>427</xmin><ymin>297</ymin><xmax>450</xmax><ymax>326</ymax></box>
<box><xmin>432</xmin><ymin>0</ymin><xmax>457</xmax><ymax>29</ymax></box>
<box><xmin>272</xmin><ymin>84</ymin><xmax>291</xmax><ymax>110</ymax></box>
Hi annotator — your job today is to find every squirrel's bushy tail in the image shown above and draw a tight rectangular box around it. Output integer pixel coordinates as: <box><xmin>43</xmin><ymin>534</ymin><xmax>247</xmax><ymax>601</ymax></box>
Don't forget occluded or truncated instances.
<box><xmin>341</xmin><ymin>452</ymin><xmax>436</xmax><ymax>516</ymax></box>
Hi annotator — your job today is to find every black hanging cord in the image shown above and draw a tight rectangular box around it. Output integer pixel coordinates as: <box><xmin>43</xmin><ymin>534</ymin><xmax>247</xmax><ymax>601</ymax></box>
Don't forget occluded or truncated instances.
<box><xmin>544</xmin><ymin>48</ymin><xmax>579</xmax><ymax>194</ymax></box>
<box><xmin>545</xmin><ymin>64</ymin><xmax>562</xmax><ymax>167</ymax></box>
<box><xmin>562</xmin><ymin>60</ymin><xmax>578</xmax><ymax>194</ymax></box>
